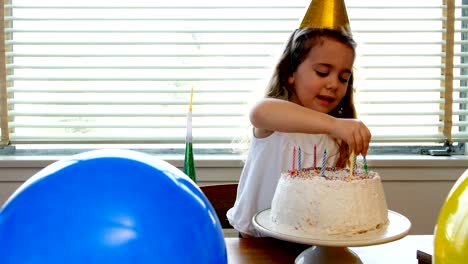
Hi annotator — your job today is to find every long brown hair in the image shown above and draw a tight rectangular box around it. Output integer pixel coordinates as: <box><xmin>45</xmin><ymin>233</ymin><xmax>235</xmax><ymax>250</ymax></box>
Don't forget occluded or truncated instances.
<box><xmin>265</xmin><ymin>28</ymin><xmax>357</xmax><ymax>168</ymax></box>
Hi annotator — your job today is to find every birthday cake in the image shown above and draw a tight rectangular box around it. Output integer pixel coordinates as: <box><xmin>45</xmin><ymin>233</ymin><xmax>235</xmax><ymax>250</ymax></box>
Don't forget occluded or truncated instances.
<box><xmin>270</xmin><ymin>167</ymin><xmax>389</xmax><ymax>236</ymax></box>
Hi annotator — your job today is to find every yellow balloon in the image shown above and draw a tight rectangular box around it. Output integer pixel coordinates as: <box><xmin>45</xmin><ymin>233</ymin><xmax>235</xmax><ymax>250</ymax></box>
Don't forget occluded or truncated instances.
<box><xmin>434</xmin><ymin>169</ymin><xmax>468</xmax><ymax>264</ymax></box>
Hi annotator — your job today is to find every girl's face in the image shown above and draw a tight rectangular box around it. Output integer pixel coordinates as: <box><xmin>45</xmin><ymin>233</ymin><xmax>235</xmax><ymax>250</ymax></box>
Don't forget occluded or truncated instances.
<box><xmin>288</xmin><ymin>37</ymin><xmax>355</xmax><ymax>114</ymax></box>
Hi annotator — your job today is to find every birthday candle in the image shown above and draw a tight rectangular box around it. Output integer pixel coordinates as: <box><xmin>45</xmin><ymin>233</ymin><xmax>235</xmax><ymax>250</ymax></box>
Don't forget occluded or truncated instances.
<box><xmin>298</xmin><ymin>146</ymin><xmax>302</xmax><ymax>170</ymax></box>
<box><xmin>183</xmin><ymin>86</ymin><xmax>197</xmax><ymax>183</ymax></box>
<box><xmin>353</xmin><ymin>153</ymin><xmax>357</xmax><ymax>171</ymax></box>
<box><xmin>363</xmin><ymin>156</ymin><xmax>368</xmax><ymax>174</ymax></box>
<box><xmin>321</xmin><ymin>149</ymin><xmax>326</xmax><ymax>177</ymax></box>
<box><xmin>292</xmin><ymin>146</ymin><xmax>296</xmax><ymax>172</ymax></box>
<box><xmin>349</xmin><ymin>152</ymin><xmax>355</xmax><ymax>179</ymax></box>
<box><xmin>313</xmin><ymin>144</ymin><xmax>317</xmax><ymax>168</ymax></box>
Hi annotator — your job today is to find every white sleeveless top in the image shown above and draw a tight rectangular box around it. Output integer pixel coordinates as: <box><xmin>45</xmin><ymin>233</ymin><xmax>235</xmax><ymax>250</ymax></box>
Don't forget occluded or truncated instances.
<box><xmin>226</xmin><ymin>131</ymin><xmax>339</xmax><ymax>236</ymax></box>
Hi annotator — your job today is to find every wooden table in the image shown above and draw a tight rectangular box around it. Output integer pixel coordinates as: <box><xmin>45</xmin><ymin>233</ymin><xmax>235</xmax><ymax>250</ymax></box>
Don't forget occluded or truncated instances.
<box><xmin>226</xmin><ymin>235</ymin><xmax>433</xmax><ymax>263</ymax></box>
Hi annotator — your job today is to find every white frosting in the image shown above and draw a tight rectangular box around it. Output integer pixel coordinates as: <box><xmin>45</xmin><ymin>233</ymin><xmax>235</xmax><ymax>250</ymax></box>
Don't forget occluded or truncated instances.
<box><xmin>270</xmin><ymin>168</ymin><xmax>389</xmax><ymax>236</ymax></box>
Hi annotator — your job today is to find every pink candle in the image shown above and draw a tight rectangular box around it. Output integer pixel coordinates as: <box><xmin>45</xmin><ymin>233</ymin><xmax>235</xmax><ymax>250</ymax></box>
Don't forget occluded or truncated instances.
<box><xmin>314</xmin><ymin>144</ymin><xmax>317</xmax><ymax>168</ymax></box>
<box><xmin>292</xmin><ymin>146</ymin><xmax>296</xmax><ymax>173</ymax></box>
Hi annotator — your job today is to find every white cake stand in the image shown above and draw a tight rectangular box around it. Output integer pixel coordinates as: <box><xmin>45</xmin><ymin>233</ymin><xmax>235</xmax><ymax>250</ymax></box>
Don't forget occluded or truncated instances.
<box><xmin>253</xmin><ymin>209</ymin><xmax>411</xmax><ymax>264</ymax></box>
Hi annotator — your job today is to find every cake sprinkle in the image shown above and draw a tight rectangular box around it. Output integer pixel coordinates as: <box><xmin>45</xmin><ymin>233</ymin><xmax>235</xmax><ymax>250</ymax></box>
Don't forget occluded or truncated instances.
<box><xmin>285</xmin><ymin>167</ymin><xmax>375</xmax><ymax>180</ymax></box>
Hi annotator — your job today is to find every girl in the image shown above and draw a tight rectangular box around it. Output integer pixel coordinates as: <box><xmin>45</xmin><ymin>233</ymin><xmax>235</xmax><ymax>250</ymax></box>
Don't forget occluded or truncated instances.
<box><xmin>227</xmin><ymin>27</ymin><xmax>371</xmax><ymax>237</ymax></box>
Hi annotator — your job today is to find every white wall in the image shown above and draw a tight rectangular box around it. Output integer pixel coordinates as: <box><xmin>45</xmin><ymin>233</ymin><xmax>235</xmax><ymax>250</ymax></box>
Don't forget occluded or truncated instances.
<box><xmin>0</xmin><ymin>155</ymin><xmax>466</xmax><ymax>235</ymax></box>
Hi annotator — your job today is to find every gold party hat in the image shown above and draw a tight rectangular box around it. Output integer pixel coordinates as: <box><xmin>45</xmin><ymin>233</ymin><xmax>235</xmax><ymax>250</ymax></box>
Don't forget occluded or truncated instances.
<box><xmin>299</xmin><ymin>0</ymin><xmax>351</xmax><ymax>34</ymax></box>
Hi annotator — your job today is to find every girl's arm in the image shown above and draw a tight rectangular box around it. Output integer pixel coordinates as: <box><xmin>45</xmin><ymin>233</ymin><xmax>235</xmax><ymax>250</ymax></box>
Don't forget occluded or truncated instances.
<box><xmin>250</xmin><ymin>98</ymin><xmax>371</xmax><ymax>156</ymax></box>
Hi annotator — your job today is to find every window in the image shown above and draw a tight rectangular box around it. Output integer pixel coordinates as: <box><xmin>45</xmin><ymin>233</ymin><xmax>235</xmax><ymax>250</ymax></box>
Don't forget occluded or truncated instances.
<box><xmin>0</xmin><ymin>0</ymin><xmax>466</xmax><ymax>155</ymax></box>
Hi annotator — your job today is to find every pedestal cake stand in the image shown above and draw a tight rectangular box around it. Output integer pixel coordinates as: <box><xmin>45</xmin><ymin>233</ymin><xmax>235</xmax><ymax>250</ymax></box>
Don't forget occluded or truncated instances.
<box><xmin>253</xmin><ymin>209</ymin><xmax>411</xmax><ymax>264</ymax></box>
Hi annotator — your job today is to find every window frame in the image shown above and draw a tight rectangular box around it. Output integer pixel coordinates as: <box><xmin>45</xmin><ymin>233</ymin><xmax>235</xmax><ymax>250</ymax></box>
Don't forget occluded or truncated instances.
<box><xmin>0</xmin><ymin>0</ymin><xmax>466</xmax><ymax>156</ymax></box>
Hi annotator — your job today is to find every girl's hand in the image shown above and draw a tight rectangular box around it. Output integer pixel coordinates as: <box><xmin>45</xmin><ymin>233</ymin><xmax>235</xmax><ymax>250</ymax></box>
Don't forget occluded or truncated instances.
<box><xmin>331</xmin><ymin>118</ymin><xmax>371</xmax><ymax>156</ymax></box>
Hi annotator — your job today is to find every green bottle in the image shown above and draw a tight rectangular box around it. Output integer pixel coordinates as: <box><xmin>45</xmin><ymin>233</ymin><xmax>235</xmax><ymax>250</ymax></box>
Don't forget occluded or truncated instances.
<box><xmin>183</xmin><ymin>141</ymin><xmax>197</xmax><ymax>183</ymax></box>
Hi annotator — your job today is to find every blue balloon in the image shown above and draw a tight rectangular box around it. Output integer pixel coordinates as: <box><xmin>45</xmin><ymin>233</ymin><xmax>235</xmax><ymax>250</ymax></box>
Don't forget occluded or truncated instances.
<box><xmin>0</xmin><ymin>149</ymin><xmax>227</xmax><ymax>264</ymax></box>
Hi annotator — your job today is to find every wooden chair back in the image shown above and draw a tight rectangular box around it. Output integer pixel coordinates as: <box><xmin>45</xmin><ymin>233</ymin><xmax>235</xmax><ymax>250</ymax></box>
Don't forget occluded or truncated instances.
<box><xmin>200</xmin><ymin>183</ymin><xmax>238</xmax><ymax>229</ymax></box>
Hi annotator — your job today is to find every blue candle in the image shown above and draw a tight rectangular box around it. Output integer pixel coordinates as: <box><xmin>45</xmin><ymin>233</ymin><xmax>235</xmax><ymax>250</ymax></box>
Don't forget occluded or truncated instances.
<box><xmin>298</xmin><ymin>147</ymin><xmax>302</xmax><ymax>170</ymax></box>
<box><xmin>321</xmin><ymin>149</ymin><xmax>327</xmax><ymax>177</ymax></box>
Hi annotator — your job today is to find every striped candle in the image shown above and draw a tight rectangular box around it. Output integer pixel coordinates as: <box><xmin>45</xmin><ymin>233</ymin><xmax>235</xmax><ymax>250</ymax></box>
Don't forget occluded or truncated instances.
<box><xmin>321</xmin><ymin>149</ymin><xmax>326</xmax><ymax>177</ymax></box>
<box><xmin>349</xmin><ymin>152</ymin><xmax>355</xmax><ymax>179</ymax></box>
<box><xmin>353</xmin><ymin>153</ymin><xmax>357</xmax><ymax>170</ymax></box>
<box><xmin>298</xmin><ymin>146</ymin><xmax>302</xmax><ymax>170</ymax></box>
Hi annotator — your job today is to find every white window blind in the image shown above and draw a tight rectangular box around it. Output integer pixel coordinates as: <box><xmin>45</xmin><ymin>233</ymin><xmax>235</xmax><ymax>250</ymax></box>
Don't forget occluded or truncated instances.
<box><xmin>0</xmin><ymin>0</ymin><xmax>466</xmax><ymax>149</ymax></box>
